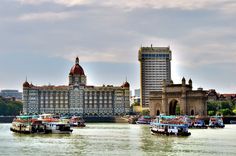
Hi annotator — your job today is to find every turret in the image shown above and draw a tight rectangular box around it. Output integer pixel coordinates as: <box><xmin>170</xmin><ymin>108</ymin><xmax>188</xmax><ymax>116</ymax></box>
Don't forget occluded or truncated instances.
<box><xmin>189</xmin><ymin>79</ymin><xmax>192</xmax><ymax>88</ymax></box>
<box><xmin>182</xmin><ymin>77</ymin><xmax>186</xmax><ymax>86</ymax></box>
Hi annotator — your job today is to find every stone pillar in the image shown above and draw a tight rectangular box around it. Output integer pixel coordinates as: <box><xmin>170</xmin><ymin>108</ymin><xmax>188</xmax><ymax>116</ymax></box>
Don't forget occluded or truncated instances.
<box><xmin>162</xmin><ymin>80</ymin><xmax>168</xmax><ymax>115</ymax></box>
<box><xmin>181</xmin><ymin>77</ymin><xmax>187</xmax><ymax>115</ymax></box>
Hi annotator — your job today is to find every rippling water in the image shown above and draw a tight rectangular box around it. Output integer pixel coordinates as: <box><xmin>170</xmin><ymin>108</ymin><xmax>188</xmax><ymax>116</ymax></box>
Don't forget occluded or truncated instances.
<box><xmin>0</xmin><ymin>123</ymin><xmax>236</xmax><ymax>156</ymax></box>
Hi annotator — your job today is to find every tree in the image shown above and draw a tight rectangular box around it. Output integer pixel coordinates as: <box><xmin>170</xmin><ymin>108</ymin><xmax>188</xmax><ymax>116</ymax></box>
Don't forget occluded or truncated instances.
<box><xmin>141</xmin><ymin>109</ymin><xmax>150</xmax><ymax>116</ymax></box>
<box><xmin>0</xmin><ymin>99</ymin><xmax>23</xmax><ymax>116</ymax></box>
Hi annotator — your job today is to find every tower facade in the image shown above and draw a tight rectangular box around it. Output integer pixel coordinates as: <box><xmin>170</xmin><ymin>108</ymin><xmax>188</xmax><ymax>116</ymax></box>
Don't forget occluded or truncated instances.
<box><xmin>138</xmin><ymin>46</ymin><xmax>172</xmax><ymax>108</ymax></box>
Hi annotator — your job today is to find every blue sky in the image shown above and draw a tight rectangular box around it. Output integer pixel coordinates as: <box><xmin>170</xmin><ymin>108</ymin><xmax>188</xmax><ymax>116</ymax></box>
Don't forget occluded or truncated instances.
<box><xmin>0</xmin><ymin>0</ymin><xmax>236</xmax><ymax>94</ymax></box>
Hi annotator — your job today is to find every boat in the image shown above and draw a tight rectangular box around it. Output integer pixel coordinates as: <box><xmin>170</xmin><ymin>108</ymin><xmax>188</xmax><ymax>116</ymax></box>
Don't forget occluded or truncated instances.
<box><xmin>69</xmin><ymin>116</ymin><xmax>86</xmax><ymax>127</ymax></box>
<box><xmin>136</xmin><ymin>116</ymin><xmax>152</xmax><ymax>124</ymax></box>
<box><xmin>128</xmin><ymin>115</ymin><xmax>139</xmax><ymax>124</ymax></box>
<box><xmin>189</xmin><ymin>118</ymin><xmax>207</xmax><ymax>129</ymax></box>
<box><xmin>150</xmin><ymin>115</ymin><xmax>191</xmax><ymax>136</ymax></box>
<box><xmin>10</xmin><ymin>114</ymin><xmax>73</xmax><ymax>134</ymax></box>
<box><xmin>44</xmin><ymin>122</ymin><xmax>73</xmax><ymax>134</ymax></box>
<box><xmin>208</xmin><ymin>116</ymin><xmax>225</xmax><ymax>128</ymax></box>
<box><xmin>10</xmin><ymin>115</ymin><xmax>49</xmax><ymax>134</ymax></box>
<box><xmin>230</xmin><ymin>120</ymin><xmax>236</xmax><ymax>124</ymax></box>
<box><xmin>38</xmin><ymin>114</ymin><xmax>59</xmax><ymax>123</ymax></box>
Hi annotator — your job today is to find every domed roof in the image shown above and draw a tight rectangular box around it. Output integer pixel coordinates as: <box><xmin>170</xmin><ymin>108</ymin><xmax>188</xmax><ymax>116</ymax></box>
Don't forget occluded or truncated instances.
<box><xmin>23</xmin><ymin>81</ymin><xmax>30</xmax><ymax>88</ymax></box>
<box><xmin>69</xmin><ymin>57</ymin><xmax>85</xmax><ymax>75</ymax></box>
<box><xmin>123</xmin><ymin>81</ymin><xmax>130</xmax><ymax>88</ymax></box>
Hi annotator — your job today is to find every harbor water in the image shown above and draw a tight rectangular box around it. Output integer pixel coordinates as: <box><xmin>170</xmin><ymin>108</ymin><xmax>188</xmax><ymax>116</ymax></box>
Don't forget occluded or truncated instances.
<box><xmin>0</xmin><ymin>123</ymin><xmax>236</xmax><ymax>156</ymax></box>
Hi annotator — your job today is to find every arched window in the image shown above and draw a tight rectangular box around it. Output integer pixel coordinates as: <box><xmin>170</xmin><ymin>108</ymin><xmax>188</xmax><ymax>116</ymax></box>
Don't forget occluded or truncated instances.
<box><xmin>156</xmin><ymin>110</ymin><xmax>160</xmax><ymax>116</ymax></box>
<box><xmin>191</xmin><ymin>110</ymin><xmax>194</xmax><ymax>115</ymax></box>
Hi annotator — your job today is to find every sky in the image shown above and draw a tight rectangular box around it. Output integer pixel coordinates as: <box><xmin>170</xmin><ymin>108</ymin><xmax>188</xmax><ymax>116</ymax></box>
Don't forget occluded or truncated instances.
<box><xmin>0</xmin><ymin>0</ymin><xmax>236</xmax><ymax>94</ymax></box>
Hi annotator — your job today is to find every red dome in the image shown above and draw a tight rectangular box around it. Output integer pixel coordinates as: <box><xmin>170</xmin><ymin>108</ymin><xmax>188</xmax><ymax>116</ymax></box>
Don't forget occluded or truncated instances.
<box><xmin>70</xmin><ymin>64</ymin><xmax>85</xmax><ymax>75</ymax></box>
<box><xmin>123</xmin><ymin>81</ymin><xmax>130</xmax><ymax>88</ymax></box>
<box><xmin>23</xmin><ymin>81</ymin><xmax>30</xmax><ymax>88</ymax></box>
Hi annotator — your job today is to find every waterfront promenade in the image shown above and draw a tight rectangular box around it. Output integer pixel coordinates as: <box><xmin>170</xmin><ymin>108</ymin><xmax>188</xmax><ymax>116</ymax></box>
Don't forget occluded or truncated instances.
<box><xmin>1</xmin><ymin>123</ymin><xmax>236</xmax><ymax>156</ymax></box>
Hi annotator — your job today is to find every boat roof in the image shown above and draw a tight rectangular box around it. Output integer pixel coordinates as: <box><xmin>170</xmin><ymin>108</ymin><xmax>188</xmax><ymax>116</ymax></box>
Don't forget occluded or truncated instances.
<box><xmin>152</xmin><ymin>122</ymin><xmax>188</xmax><ymax>127</ymax></box>
<box><xmin>16</xmin><ymin>115</ymin><xmax>32</xmax><ymax>119</ymax></box>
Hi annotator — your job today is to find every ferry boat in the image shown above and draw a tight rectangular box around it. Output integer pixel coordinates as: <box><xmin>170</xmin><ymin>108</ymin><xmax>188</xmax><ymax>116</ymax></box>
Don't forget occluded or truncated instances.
<box><xmin>69</xmin><ymin>116</ymin><xmax>86</xmax><ymax>127</ymax></box>
<box><xmin>10</xmin><ymin>115</ymin><xmax>32</xmax><ymax>134</ymax></box>
<box><xmin>10</xmin><ymin>115</ymin><xmax>49</xmax><ymax>134</ymax></box>
<box><xmin>44</xmin><ymin>122</ymin><xmax>73</xmax><ymax>134</ymax></box>
<box><xmin>209</xmin><ymin>116</ymin><xmax>225</xmax><ymax>128</ymax></box>
<box><xmin>150</xmin><ymin>115</ymin><xmax>191</xmax><ymax>136</ymax></box>
<box><xmin>189</xmin><ymin>118</ymin><xmax>207</xmax><ymax>129</ymax></box>
<box><xmin>136</xmin><ymin>116</ymin><xmax>152</xmax><ymax>124</ymax></box>
<box><xmin>10</xmin><ymin>114</ymin><xmax>73</xmax><ymax>134</ymax></box>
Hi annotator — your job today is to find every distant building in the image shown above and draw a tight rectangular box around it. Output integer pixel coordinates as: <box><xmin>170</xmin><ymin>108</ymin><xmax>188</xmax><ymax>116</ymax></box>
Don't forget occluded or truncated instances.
<box><xmin>206</xmin><ymin>89</ymin><xmax>236</xmax><ymax>103</ymax></box>
<box><xmin>134</xmin><ymin>89</ymin><xmax>140</xmax><ymax>97</ymax></box>
<box><xmin>149</xmin><ymin>78</ymin><xmax>207</xmax><ymax>116</ymax></box>
<box><xmin>23</xmin><ymin>57</ymin><xmax>130</xmax><ymax>116</ymax></box>
<box><xmin>0</xmin><ymin>90</ymin><xmax>22</xmax><ymax>101</ymax></box>
<box><xmin>139</xmin><ymin>45</ymin><xmax>172</xmax><ymax>108</ymax></box>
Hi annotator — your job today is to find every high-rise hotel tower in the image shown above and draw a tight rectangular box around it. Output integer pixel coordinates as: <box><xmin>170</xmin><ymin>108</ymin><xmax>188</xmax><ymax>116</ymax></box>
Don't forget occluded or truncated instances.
<box><xmin>139</xmin><ymin>45</ymin><xmax>172</xmax><ymax>108</ymax></box>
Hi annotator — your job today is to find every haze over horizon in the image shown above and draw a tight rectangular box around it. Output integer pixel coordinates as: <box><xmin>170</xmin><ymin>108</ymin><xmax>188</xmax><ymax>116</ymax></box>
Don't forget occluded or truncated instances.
<box><xmin>0</xmin><ymin>0</ymin><xmax>235</xmax><ymax>94</ymax></box>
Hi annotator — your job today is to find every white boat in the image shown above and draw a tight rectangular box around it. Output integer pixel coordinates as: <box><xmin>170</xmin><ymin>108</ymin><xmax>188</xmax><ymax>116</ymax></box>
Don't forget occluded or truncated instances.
<box><xmin>45</xmin><ymin>122</ymin><xmax>73</xmax><ymax>134</ymax></box>
<box><xmin>209</xmin><ymin>116</ymin><xmax>225</xmax><ymax>128</ymax></box>
<box><xmin>150</xmin><ymin>115</ymin><xmax>191</xmax><ymax>136</ymax></box>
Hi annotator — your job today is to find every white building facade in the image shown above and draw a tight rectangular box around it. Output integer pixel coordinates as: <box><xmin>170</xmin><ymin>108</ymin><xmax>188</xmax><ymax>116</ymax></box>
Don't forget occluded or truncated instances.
<box><xmin>139</xmin><ymin>46</ymin><xmax>172</xmax><ymax>108</ymax></box>
<box><xmin>23</xmin><ymin>57</ymin><xmax>130</xmax><ymax>116</ymax></box>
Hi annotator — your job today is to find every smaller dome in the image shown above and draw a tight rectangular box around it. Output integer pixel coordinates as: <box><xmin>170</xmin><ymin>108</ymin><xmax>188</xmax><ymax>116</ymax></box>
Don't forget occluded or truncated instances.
<box><xmin>23</xmin><ymin>81</ymin><xmax>30</xmax><ymax>88</ymax></box>
<box><xmin>123</xmin><ymin>81</ymin><xmax>130</xmax><ymax>88</ymax></box>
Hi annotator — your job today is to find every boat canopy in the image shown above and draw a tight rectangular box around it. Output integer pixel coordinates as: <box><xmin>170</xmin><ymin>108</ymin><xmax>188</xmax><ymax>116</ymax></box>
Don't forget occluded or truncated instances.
<box><xmin>16</xmin><ymin>115</ymin><xmax>32</xmax><ymax>119</ymax></box>
<box><xmin>152</xmin><ymin>122</ymin><xmax>188</xmax><ymax>128</ymax></box>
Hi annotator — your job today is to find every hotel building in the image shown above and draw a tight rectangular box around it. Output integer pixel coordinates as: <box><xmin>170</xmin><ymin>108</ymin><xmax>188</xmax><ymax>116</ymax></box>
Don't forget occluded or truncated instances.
<box><xmin>138</xmin><ymin>45</ymin><xmax>172</xmax><ymax>108</ymax></box>
<box><xmin>23</xmin><ymin>57</ymin><xmax>130</xmax><ymax>116</ymax></box>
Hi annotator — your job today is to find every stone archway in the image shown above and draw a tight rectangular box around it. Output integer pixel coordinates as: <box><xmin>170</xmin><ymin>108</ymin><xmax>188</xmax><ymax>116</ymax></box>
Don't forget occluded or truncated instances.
<box><xmin>169</xmin><ymin>99</ymin><xmax>180</xmax><ymax>115</ymax></box>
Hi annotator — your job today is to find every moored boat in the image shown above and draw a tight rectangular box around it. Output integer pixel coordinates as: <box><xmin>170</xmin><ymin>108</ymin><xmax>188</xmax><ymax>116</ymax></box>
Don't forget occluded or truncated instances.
<box><xmin>10</xmin><ymin>115</ymin><xmax>48</xmax><ymax>134</ymax></box>
<box><xmin>44</xmin><ymin>122</ymin><xmax>73</xmax><ymax>134</ymax></box>
<box><xmin>10</xmin><ymin>114</ymin><xmax>73</xmax><ymax>134</ymax></box>
<box><xmin>189</xmin><ymin>118</ymin><xmax>208</xmax><ymax>129</ymax></box>
<box><xmin>69</xmin><ymin>116</ymin><xmax>86</xmax><ymax>127</ymax></box>
<box><xmin>230</xmin><ymin>120</ymin><xmax>236</xmax><ymax>124</ymax></box>
<box><xmin>209</xmin><ymin>116</ymin><xmax>225</xmax><ymax>128</ymax></box>
<box><xmin>136</xmin><ymin>116</ymin><xmax>152</xmax><ymax>124</ymax></box>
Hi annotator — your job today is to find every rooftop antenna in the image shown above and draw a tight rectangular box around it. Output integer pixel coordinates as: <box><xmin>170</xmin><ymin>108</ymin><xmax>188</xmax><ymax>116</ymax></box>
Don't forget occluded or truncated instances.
<box><xmin>26</xmin><ymin>76</ymin><xmax>28</xmax><ymax>82</ymax></box>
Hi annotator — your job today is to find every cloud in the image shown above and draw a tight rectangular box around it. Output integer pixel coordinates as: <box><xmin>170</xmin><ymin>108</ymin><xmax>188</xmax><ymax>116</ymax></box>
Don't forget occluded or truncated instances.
<box><xmin>17</xmin><ymin>0</ymin><xmax>91</xmax><ymax>6</ymax></box>
<box><xmin>16</xmin><ymin>0</ymin><xmax>236</xmax><ymax>14</ymax></box>
<box><xmin>18</xmin><ymin>11</ymin><xmax>78</xmax><ymax>21</ymax></box>
<box><xmin>173</xmin><ymin>27</ymin><xmax>236</xmax><ymax>68</ymax></box>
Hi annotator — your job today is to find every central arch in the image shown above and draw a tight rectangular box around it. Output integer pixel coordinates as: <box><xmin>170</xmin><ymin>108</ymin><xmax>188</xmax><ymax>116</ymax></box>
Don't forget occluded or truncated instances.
<box><xmin>169</xmin><ymin>99</ymin><xmax>180</xmax><ymax>115</ymax></box>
